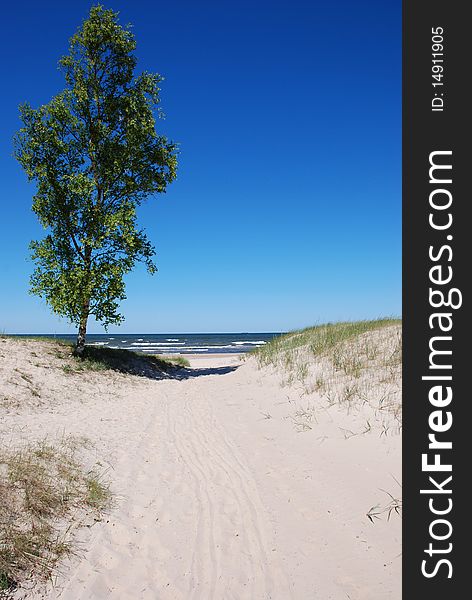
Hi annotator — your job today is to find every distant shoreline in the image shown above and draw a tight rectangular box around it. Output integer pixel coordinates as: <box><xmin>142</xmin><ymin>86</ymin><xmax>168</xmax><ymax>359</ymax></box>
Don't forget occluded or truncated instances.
<box><xmin>5</xmin><ymin>332</ymin><xmax>283</xmax><ymax>355</ymax></box>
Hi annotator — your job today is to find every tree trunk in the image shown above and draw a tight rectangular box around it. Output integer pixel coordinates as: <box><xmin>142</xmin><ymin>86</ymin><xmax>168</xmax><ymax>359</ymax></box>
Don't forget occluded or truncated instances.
<box><xmin>74</xmin><ymin>310</ymin><xmax>89</xmax><ymax>357</ymax></box>
<box><xmin>75</xmin><ymin>249</ymin><xmax>92</xmax><ymax>357</ymax></box>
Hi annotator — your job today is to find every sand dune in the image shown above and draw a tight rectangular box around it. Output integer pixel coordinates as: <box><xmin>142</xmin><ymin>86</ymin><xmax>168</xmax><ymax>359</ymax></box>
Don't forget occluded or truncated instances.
<box><xmin>1</xmin><ymin>340</ymin><xmax>401</xmax><ymax>599</ymax></box>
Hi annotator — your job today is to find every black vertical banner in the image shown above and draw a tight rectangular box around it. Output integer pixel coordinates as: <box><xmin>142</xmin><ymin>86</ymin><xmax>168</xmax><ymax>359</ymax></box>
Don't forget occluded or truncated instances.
<box><xmin>403</xmin><ymin>1</ymin><xmax>469</xmax><ymax>597</ymax></box>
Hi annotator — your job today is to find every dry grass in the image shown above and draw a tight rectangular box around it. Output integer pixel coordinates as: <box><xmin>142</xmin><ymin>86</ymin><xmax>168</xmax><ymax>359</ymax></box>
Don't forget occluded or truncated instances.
<box><xmin>366</xmin><ymin>487</ymin><xmax>403</xmax><ymax>523</ymax></box>
<box><xmin>252</xmin><ymin>319</ymin><xmax>402</xmax><ymax>435</ymax></box>
<box><xmin>1</xmin><ymin>337</ymin><xmax>188</xmax><ymax>380</ymax></box>
<box><xmin>152</xmin><ymin>354</ymin><xmax>190</xmax><ymax>368</ymax></box>
<box><xmin>0</xmin><ymin>437</ymin><xmax>110</xmax><ymax>595</ymax></box>
<box><xmin>252</xmin><ymin>318</ymin><xmax>400</xmax><ymax>367</ymax></box>
<box><xmin>66</xmin><ymin>345</ymin><xmax>189</xmax><ymax>377</ymax></box>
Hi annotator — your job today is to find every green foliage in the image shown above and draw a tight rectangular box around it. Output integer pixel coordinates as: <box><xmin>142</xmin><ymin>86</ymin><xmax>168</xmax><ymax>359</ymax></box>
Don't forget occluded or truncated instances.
<box><xmin>14</xmin><ymin>5</ymin><xmax>177</xmax><ymax>334</ymax></box>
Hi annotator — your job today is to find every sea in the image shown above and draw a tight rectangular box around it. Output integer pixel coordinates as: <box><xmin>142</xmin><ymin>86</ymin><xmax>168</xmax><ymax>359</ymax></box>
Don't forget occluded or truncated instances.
<box><xmin>17</xmin><ymin>333</ymin><xmax>282</xmax><ymax>354</ymax></box>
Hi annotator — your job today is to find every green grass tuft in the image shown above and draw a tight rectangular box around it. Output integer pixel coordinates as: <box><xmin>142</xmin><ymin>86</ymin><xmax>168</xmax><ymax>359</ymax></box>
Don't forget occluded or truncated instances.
<box><xmin>67</xmin><ymin>346</ymin><xmax>188</xmax><ymax>377</ymax></box>
<box><xmin>85</xmin><ymin>475</ymin><xmax>110</xmax><ymax>509</ymax></box>
<box><xmin>252</xmin><ymin>318</ymin><xmax>401</xmax><ymax>368</ymax></box>
<box><xmin>0</xmin><ymin>438</ymin><xmax>110</xmax><ymax>594</ymax></box>
<box><xmin>154</xmin><ymin>355</ymin><xmax>190</xmax><ymax>368</ymax></box>
<box><xmin>251</xmin><ymin>318</ymin><xmax>402</xmax><ymax>434</ymax></box>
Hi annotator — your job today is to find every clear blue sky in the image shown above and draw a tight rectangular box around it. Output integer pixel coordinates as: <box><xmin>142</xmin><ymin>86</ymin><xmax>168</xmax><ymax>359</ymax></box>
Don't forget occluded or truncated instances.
<box><xmin>0</xmin><ymin>0</ymin><xmax>400</xmax><ymax>334</ymax></box>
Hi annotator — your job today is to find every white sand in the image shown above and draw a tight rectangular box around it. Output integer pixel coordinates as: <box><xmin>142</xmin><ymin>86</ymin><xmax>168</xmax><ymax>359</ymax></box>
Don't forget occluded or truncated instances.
<box><xmin>1</xmin><ymin>340</ymin><xmax>401</xmax><ymax>599</ymax></box>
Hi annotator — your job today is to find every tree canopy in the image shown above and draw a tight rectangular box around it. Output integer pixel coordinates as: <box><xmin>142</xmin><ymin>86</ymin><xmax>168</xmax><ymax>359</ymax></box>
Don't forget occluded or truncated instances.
<box><xmin>14</xmin><ymin>5</ymin><xmax>177</xmax><ymax>353</ymax></box>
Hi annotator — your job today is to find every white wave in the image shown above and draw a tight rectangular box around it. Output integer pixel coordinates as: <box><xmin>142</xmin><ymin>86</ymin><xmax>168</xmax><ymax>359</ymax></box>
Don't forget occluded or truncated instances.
<box><xmin>166</xmin><ymin>338</ymin><xmax>180</xmax><ymax>342</ymax></box>
<box><xmin>118</xmin><ymin>346</ymin><xmax>159</xmax><ymax>352</ymax></box>
<box><xmin>186</xmin><ymin>344</ymin><xmax>236</xmax><ymax>350</ymax></box>
<box><xmin>232</xmin><ymin>341</ymin><xmax>267</xmax><ymax>345</ymax></box>
<box><xmin>177</xmin><ymin>347</ymin><xmax>210</xmax><ymax>351</ymax></box>
<box><xmin>179</xmin><ymin>345</ymin><xmax>227</xmax><ymax>350</ymax></box>
<box><xmin>131</xmin><ymin>342</ymin><xmax>186</xmax><ymax>347</ymax></box>
<box><xmin>90</xmin><ymin>342</ymin><xmax>109</xmax><ymax>346</ymax></box>
<box><xmin>137</xmin><ymin>338</ymin><xmax>144</xmax><ymax>341</ymax></box>
<box><xmin>209</xmin><ymin>345</ymin><xmax>237</xmax><ymax>349</ymax></box>
<box><xmin>140</xmin><ymin>349</ymin><xmax>174</xmax><ymax>353</ymax></box>
<box><xmin>180</xmin><ymin>348</ymin><xmax>208</xmax><ymax>352</ymax></box>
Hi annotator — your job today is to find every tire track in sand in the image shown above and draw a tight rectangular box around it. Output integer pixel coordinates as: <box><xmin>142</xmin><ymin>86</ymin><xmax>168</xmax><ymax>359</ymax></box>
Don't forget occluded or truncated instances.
<box><xmin>165</xmin><ymin>386</ymin><xmax>286</xmax><ymax>599</ymax></box>
<box><xmin>51</xmin><ymin>369</ymin><xmax>291</xmax><ymax>599</ymax></box>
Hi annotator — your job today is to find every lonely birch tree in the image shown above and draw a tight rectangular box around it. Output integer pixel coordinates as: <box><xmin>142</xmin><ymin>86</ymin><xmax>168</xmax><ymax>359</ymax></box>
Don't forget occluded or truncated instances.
<box><xmin>14</xmin><ymin>5</ymin><xmax>177</xmax><ymax>355</ymax></box>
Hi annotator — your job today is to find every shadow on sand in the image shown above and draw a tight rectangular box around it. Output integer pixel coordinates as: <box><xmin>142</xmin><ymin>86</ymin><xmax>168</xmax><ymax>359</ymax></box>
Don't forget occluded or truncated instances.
<box><xmin>76</xmin><ymin>345</ymin><xmax>240</xmax><ymax>381</ymax></box>
<box><xmin>170</xmin><ymin>365</ymin><xmax>239</xmax><ymax>380</ymax></box>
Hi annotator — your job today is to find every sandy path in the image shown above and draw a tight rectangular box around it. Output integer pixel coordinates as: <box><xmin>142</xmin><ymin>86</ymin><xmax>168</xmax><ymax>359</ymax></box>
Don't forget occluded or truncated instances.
<box><xmin>2</xmin><ymin>344</ymin><xmax>400</xmax><ymax>599</ymax></box>
<box><xmin>54</xmin><ymin>358</ymin><xmax>291</xmax><ymax>600</ymax></box>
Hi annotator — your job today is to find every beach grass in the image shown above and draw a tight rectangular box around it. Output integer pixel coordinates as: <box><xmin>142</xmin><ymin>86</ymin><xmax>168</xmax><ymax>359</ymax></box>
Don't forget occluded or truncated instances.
<box><xmin>154</xmin><ymin>355</ymin><xmax>190</xmax><ymax>368</ymax></box>
<box><xmin>1</xmin><ymin>337</ymin><xmax>188</xmax><ymax>378</ymax></box>
<box><xmin>366</xmin><ymin>487</ymin><xmax>403</xmax><ymax>523</ymax></box>
<box><xmin>0</xmin><ymin>437</ymin><xmax>110</xmax><ymax>594</ymax></box>
<box><xmin>0</xmin><ymin>334</ymin><xmax>72</xmax><ymax>346</ymax></box>
<box><xmin>71</xmin><ymin>345</ymin><xmax>189</xmax><ymax>375</ymax></box>
<box><xmin>251</xmin><ymin>318</ymin><xmax>402</xmax><ymax>433</ymax></box>
<box><xmin>252</xmin><ymin>318</ymin><xmax>401</xmax><ymax>367</ymax></box>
